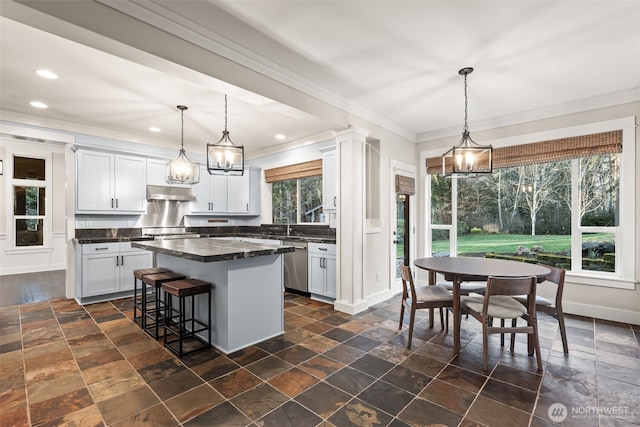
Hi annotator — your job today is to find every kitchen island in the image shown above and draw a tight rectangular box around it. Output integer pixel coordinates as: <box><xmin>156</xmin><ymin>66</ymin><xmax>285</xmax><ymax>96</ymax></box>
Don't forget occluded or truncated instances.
<box><xmin>132</xmin><ymin>238</ymin><xmax>294</xmax><ymax>354</ymax></box>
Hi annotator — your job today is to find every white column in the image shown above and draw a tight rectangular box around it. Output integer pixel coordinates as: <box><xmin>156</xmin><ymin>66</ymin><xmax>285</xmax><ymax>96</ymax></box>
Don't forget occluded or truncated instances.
<box><xmin>333</xmin><ymin>127</ymin><xmax>369</xmax><ymax>314</ymax></box>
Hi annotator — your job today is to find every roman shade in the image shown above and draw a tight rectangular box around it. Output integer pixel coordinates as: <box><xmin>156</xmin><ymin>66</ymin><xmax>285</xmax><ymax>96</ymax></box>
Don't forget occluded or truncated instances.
<box><xmin>426</xmin><ymin>130</ymin><xmax>622</xmax><ymax>174</ymax></box>
<box><xmin>395</xmin><ymin>175</ymin><xmax>415</xmax><ymax>195</ymax></box>
<box><xmin>264</xmin><ymin>159</ymin><xmax>323</xmax><ymax>183</ymax></box>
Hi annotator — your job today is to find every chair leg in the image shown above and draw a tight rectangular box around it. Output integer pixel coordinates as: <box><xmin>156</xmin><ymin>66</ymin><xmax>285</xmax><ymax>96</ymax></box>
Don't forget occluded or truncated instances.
<box><xmin>556</xmin><ymin>310</ymin><xmax>569</xmax><ymax>353</ymax></box>
<box><xmin>429</xmin><ymin>308</ymin><xmax>434</xmax><ymax>329</ymax></box>
<box><xmin>510</xmin><ymin>319</ymin><xmax>517</xmax><ymax>352</ymax></box>
<box><xmin>439</xmin><ymin>308</ymin><xmax>445</xmax><ymax>331</ymax></box>
<box><xmin>407</xmin><ymin>308</ymin><xmax>416</xmax><ymax>349</ymax></box>
<box><xmin>482</xmin><ymin>318</ymin><xmax>489</xmax><ymax>373</ymax></box>
<box><xmin>500</xmin><ymin>319</ymin><xmax>505</xmax><ymax>347</ymax></box>
<box><xmin>399</xmin><ymin>302</ymin><xmax>405</xmax><ymax>330</ymax></box>
<box><xmin>531</xmin><ymin>320</ymin><xmax>543</xmax><ymax>371</ymax></box>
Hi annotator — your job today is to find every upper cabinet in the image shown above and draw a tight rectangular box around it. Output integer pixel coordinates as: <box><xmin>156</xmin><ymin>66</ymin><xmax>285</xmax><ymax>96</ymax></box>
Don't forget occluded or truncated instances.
<box><xmin>76</xmin><ymin>148</ymin><xmax>146</xmax><ymax>214</ymax></box>
<box><xmin>190</xmin><ymin>166</ymin><xmax>228</xmax><ymax>213</ymax></box>
<box><xmin>321</xmin><ymin>147</ymin><xmax>337</xmax><ymax>212</ymax></box>
<box><xmin>189</xmin><ymin>167</ymin><xmax>260</xmax><ymax>216</ymax></box>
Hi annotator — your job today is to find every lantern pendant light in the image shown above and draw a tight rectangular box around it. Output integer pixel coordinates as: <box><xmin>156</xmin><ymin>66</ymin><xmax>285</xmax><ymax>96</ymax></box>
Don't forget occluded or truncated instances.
<box><xmin>442</xmin><ymin>67</ymin><xmax>493</xmax><ymax>178</ymax></box>
<box><xmin>207</xmin><ymin>94</ymin><xmax>244</xmax><ymax>175</ymax></box>
<box><xmin>166</xmin><ymin>105</ymin><xmax>200</xmax><ymax>184</ymax></box>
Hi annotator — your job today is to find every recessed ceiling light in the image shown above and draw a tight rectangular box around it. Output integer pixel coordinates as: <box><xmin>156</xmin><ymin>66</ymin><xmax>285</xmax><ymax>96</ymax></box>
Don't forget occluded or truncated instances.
<box><xmin>35</xmin><ymin>69</ymin><xmax>58</xmax><ymax>79</ymax></box>
<box><xmin>275</xmin><ymin>134</ymin><xmax>285</xmax><ymax>140</ymax></box>
<box><xmin>30</xmin><ymin>101</ymin><xmax>48</xmax><ymax>109</ymax></box>
<box><xmin>149</xmin><ymin>126</ymin><xmax>161</xmax><ymax>133</ymax></box>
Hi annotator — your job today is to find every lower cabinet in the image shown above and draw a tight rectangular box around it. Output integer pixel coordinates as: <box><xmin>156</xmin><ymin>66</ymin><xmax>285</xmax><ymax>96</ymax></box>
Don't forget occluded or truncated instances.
<box><xmin>78</xmin><ymin>242</ymin><xmax>152</xmax><ymax>302</ymax></box>
<box><xmin>308</xmin><ymin>242</ymin><xmax>336</xmax><ymax>299</ymax></box>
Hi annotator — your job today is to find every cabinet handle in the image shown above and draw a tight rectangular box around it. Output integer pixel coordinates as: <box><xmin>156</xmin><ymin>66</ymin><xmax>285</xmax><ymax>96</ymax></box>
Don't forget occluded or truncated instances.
<box><xmin>121</xmin><ymin>255</ymin><xmax>124</xmax><ymax>265</ymax></box>
<box><xmin>246</xmin><ymin>203</ymin><xmax>249</xmax><ymax>211</ymax></box>
<box><xmin>115</xmin><ymin>255</ymin><xmax>119</xmax><ymax>266</ymax></box>
<box><xmin>94</xmin><ymin>247</ymin><xmax>109</xmax><ymax>251</ymax></box>
<box><xmin>111</xmin><ymin>198</ymin><xmax>114</xmax><ymax>208</ymax></box>
<box><xmin>318</xmin><ymin>247</ymin><xmax>328</xmax><ymax>251</ymax></box>
<box><xmin>334</xmin><ymin>196</ymin><xmax>336</xmax><ymax>207</ymax></box>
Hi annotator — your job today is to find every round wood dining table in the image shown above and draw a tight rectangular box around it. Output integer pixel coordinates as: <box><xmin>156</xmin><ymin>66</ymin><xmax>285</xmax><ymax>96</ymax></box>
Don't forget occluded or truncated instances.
<box><xmin>413</xmin><ymin>257</ymin><xmax>550</xmax><ymax>355</ymax></box>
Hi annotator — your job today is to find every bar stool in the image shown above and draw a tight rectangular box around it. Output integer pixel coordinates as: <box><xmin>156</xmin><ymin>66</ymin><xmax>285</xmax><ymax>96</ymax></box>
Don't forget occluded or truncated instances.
<box><xmin>162</xmin><ymin>279</ymin><xmax>212</xmax><ymax>358</ymax></box>
<box><xmin>133</xmin><ymin>267</ymin><xmax>171</xmax><ymax>328</ymax></box>
<box><xmin>141</xmin><ymin>271</ymin><xmax>186</xmax><ymax>339</ymax></box>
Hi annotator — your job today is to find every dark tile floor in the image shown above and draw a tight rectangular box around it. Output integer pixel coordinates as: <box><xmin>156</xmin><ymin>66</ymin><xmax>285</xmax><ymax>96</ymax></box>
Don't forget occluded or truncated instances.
<box><xmin>1</xmin><ymin>292</ymin><xmax>639</xmax><ymax>426</ymax></box>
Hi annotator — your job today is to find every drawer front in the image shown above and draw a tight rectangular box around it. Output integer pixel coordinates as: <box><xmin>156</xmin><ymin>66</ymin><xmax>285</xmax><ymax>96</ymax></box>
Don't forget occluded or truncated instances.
<box><xmin>308</xmin><ymin>242</ymin><xmax>336</xmax><ymax>256</ymax></box>
<box><xmin>81</xmin><ymin>242</ymin><xmax>120</xmax><ymax>254</ymax></box>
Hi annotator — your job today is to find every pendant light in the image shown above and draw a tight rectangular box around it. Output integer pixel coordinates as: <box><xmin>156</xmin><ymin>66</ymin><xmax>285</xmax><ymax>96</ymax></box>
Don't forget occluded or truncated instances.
<box><xmin>442</xmin><ymin>67</ymin><xmax>493</xmax><ymax>178</ymax></box>
<box><xmin>207</xmin><ymin>94</ymin><xmax>244</xmax><ymax>175</ymax></box>
<box><xmin>166</xmin><ymin>105</ymin><xmax>200</xmax><ymax>184</ymax></box>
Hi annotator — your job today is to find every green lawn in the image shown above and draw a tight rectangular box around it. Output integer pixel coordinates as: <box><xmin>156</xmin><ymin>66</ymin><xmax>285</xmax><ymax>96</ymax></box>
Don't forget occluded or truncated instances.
<box><xmin>431</xmin><ymin>233</ymin><xmax>613</xmax><ymax>255</ymax></box>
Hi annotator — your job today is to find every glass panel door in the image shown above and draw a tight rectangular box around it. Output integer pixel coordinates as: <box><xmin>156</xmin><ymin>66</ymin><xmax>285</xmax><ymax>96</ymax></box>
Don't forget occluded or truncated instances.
<box><xmin>394</xmin><ymin>193</ymin><xmax>409</xmax><ymax>279</ymax></box>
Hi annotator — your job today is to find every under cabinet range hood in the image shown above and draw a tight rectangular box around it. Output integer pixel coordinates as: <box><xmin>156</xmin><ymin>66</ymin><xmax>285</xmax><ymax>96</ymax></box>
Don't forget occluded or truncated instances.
<box><xmin>146</xmin><ymin>185</ymin><xmax>195</xmax><ymax>201</ymax></box>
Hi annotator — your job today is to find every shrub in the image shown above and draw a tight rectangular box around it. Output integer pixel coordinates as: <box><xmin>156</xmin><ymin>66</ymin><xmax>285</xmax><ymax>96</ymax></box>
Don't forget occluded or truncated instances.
<box><xmin>470</xmin><ymin>227</ymin><xmax>483</xmax><ymax>235</ymax></box>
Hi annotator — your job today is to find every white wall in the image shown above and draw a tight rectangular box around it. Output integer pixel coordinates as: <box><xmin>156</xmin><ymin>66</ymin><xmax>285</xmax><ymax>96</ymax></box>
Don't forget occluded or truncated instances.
<box><xmin>415</xmin><ymin>101</ymin><xmax>640</xmax><ymax>325</ymax></box>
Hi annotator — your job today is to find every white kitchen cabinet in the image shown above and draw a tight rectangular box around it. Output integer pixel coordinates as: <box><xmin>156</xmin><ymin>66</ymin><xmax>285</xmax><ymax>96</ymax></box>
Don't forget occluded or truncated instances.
<box><xmin>190</xmin><ymin>166</ymin><xmax>228</xmax><ymax>213</ymax></box>
<box><xmin>321</xmin><ymin>147</ymin><xmax>337</xmax><ymax>212</ymax></box>
<box><xmin>146</xmin><ymin>158</ymin><xmax>190</xmax><ymax>188</ymax></box>
<box><xmin>78</xmin><ymin>242</ymin><xmax>152</xmax><ymax>301</ymax></box>
<box><xmin>189</xmin><ymin>167</ymin><xmax>260</xmax><ymax>216</ymax></box>
<box><xmin>76</xmin><ymin>149</ymin><xmax>146</xmax><ymax>213</ymax></box>
<box><xmin>308</xmin><ymin>242</ymin><xmax>336</xmax><ymax>299</ymax></box>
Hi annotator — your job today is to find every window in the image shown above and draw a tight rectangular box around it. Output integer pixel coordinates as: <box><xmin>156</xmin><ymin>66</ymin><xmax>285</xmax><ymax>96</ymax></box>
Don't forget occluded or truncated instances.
<box><xmin>272</xmin><ymin>176</ymin><xmax>323</xmax><ymax>223</ymax></box>
<box><xmin>424</xmin><ymin>119</ymin><xmax>635</xmax><ymax>288</ymax></box>
<box><xmin>13</xmin><ymin>156</ymin><xmax>46</xmax><ymax>247</ymax></box>
<box><xmin>265</xmin><ymin>159</ymin><xmax>324</xmax><ymax>224</ymax></box>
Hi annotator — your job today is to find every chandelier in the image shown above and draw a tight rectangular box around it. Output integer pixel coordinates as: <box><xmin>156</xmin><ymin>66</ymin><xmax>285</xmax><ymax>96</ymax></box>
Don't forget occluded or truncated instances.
<box><xmin>166</xmin><ymin>105</ymin><xmax>200</xmax><ymax>184</ymax></box>
<box><xmin>207</xmin><ymin>95</ymin><xmax>244</xmax><ymax>175</ymax></box>
<box><xmin>442</xmin><ymin>67</ymin><xmax>493</xmax><ymax>178</ymax></box>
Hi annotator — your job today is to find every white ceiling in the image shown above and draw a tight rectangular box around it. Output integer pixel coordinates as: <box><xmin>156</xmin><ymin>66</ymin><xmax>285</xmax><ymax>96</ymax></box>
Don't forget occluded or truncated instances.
<box><xmin>1</xmin><ymin>1</ymin><xmax>639</xmax><ymax>157</ymax></box>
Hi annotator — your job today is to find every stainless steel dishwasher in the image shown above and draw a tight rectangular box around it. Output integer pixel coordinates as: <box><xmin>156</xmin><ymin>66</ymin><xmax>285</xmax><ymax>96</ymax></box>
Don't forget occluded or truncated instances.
<box><xmin>283</xmin><ymin>241</ymin><xmax>308</xmax><ymax>293</ymax></box>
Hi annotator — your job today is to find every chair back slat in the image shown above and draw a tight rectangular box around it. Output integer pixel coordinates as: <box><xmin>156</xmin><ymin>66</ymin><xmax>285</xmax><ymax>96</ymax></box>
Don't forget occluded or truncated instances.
<box><xmin>486</xmin><ymin>276</ymin><xmax>536</xmax><ymax>297</ymax></box>
<box><xmin>400</xmin><ymin>265</ymin><xmax>418</xmax><ymax>301</ymax></box>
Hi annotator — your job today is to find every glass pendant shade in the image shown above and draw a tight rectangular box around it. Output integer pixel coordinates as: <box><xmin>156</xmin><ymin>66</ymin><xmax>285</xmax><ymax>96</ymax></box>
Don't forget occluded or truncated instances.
<box><xmin>442</xmin><ymin>67</ymin><xmax>493</xmax><ymax>178</ymax></box>
<box><xmin>166</xmin><ymin>105</ymin><xmax>200</xmax><ymax>184</ymax></box>
<box><xmin>207</xmin><ymin>95</ymin><xmax>244</xmax><ymax>176</ymax></box>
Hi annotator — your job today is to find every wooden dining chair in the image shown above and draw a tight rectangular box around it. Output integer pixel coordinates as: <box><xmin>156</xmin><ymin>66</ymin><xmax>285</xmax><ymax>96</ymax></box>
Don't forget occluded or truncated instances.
<box><xmin>511</xmin><ymin>265</ymin><xmax>568</xmax><ymax>353</ymax></box>
<box><xmin>460</xmin><ymin>275</ymin><xmax>542</xmax><ymax>372</ymax></box>
<box><xmin>399</xmin><ymin>265</ymin><xmax>453</xmax><ymax>349</ymax></box>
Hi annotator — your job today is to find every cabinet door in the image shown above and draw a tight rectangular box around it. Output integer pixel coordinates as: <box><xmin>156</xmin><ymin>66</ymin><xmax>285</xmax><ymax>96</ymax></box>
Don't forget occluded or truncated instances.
<box><xmin>190</xmin><ymin>169</ymin><xmax>212</xmax><ymax>213</ymax></box>
<box><xmin>308</xmin><ymin>253</ymin><xmax>325</xmax><ymax>295</ymax></box>
<box><xmin>77</xmin><ymin>150</ymin><xmax>114</xmax><ymax>211</ymax></box>
<box><xmin>119</xmin><ymin>251</ymin><xmax>152</xmax><ymax>292</ymax></box>
<box><xmin>114</xmin><ymin>155</ymin><xmax>146</xmax><ymax>212</ymax></box>
<box><xmin>210</xmin><ymin>174</ymin><xmax>228</xmax><ymax>212</ymax></box>
<box><xmin>82</xmin><ymin>254</ymin><xmax>118</xmax><ymax>297</ymax></box>
<box><xmin>323</xmin><ymin>150</ymin><xmax>337</xmax><ymax>210</ymax></box>
<box><xmin>324</xmin><ymin>256</ymin><xmax>337</xmax><ymax>298</ymax></box>
<box><xmin>227</xmin><ymin>173</ymin><xmax>250</xmax><ymax>213</ymax></box>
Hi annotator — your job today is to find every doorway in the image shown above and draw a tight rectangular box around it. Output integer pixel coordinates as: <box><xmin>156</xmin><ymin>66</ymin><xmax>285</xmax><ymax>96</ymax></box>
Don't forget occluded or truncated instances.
<box><xmin>389</xmin><ymin>160</ymin><xmax>416</xmax><ymax>292</ymax></box>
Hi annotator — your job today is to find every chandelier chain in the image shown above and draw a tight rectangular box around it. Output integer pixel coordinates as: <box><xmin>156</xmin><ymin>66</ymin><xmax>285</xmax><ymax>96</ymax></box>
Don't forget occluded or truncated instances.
<box><xmin>180</xmin><ymin>107</ymin><xmax>185</xmax><ymax>149</ymax></box>
<box><xmin>463</xmin><ymin>73</ymin><xmax>469</xmax><ymax>133</ymax></box>
<box><xmin>224</xmin><ymin>95</ymin><xmax>228</xmax><ymax>132</ymax></box>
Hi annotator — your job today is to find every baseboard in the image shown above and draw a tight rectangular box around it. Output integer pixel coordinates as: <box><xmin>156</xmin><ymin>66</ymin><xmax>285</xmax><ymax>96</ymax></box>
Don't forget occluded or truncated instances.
<box><xmin>563</xmin><ymin>301</ymin><xmax>640</xmax><ymax>326</ymax></box>
<box><xmin>333</xmin><ymin>298</ymin><xmax>370</xmax><ymax>315</ymax></box>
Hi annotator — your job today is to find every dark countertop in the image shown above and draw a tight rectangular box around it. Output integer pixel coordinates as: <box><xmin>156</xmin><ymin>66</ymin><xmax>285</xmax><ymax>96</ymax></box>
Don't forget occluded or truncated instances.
<box><xmin>74</xmin><ymin>236</ymin><xmax>155</xmax><ymax>244</ymax></box>
<box><xmin>75</xmin><ymin>234</ymin><xmax>335</xmax><ymax>245</ymax></box>
<box><xmin>131</xmin><ymin>237</ymin><xmax>295</xmax><ymax>263</ymax></box>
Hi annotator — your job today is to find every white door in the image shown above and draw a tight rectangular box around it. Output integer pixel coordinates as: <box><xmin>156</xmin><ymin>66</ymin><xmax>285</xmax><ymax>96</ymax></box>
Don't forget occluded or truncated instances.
<box><xmin>389</xmin><ymin>160</ymin><xmax>416</xmax><ymax>292</ymax></box>
<box><xmin>114</xmin><ymin>154</ymin><xmax>146</xmax><ymax>211</ymax></box>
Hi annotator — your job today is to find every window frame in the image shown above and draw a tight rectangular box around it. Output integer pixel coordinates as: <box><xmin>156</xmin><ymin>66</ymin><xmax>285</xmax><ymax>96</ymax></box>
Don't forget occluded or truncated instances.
<box><xmin>270</xmin><ymin>175</ymin><xmax>326</xmax><ymax>225</ymax></box>
<box><xmin>422</xmin><ymin>117</ymin><xmax>636</xmax><ymax>290</ymax></box>
<box><xmin>4</xmin><ymin>143</ymin><xmax>54</xmax><ymax>251</ymax></box>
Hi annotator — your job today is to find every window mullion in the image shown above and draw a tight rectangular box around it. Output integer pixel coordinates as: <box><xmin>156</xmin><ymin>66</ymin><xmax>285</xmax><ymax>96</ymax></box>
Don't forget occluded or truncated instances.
<box><xmin>571</xmin><ymin>159</ymin><xmax>581</xmax><ymax>272</ymax></box>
